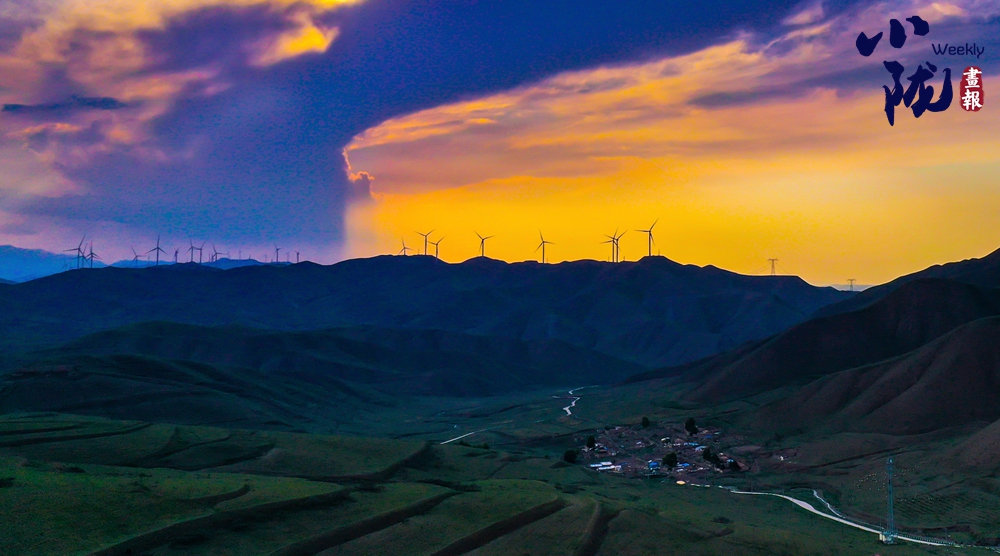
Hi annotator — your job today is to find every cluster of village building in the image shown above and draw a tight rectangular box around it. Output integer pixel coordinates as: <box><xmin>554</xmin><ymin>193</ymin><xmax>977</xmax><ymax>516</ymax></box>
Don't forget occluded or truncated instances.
<box><xmin>575</xmin><ymin>419</ymin><xmax>748</xmax><ymax>479</ymax></box>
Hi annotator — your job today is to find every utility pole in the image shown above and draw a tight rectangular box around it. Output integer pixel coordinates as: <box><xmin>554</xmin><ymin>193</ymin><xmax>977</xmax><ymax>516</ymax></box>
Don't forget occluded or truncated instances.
<box><xmin>768</xmin><ymin>258</ymin><xmax>779</xmax><ymax>276</ymax></box>
<box><xmin>847</xmin><ymin>278</ymin><xmax>856</xmax><ymax>292</ymax></box>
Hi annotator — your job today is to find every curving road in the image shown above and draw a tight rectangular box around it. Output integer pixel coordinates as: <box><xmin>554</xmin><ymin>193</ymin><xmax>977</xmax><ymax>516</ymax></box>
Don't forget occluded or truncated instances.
<box><xmin>721</xmin><ymin>488</ymin><xmax>952</xmax><ymax>547</ymax></box>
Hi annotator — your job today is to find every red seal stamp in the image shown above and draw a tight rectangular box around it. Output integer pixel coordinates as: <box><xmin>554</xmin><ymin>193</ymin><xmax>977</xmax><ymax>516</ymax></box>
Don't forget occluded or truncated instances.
<box><xmin>960</xmin><ymin>66</ymin><xmax>984</xmax><ymax>112</ymax></box>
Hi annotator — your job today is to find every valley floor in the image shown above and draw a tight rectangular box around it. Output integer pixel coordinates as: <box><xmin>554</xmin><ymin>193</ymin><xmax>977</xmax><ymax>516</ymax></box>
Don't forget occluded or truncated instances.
<box><xmin>1</xmin><ymin>400</ymin><xmax>992</xmax><ymax>556</ymax></box>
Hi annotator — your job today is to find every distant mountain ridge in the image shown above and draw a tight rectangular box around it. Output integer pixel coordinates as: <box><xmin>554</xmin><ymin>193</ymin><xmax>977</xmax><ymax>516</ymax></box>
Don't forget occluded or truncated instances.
<box><xmin>645</xmin><ymin>279</ymin><xmax>1000</xmax><ymax>403</ymax></box>
<box><xmin>0</xmin><ymin>244</ymin><xmax>271</xmax><ymax>282</ymax></box>
<box><xmin>0</xmin><ymin>244</ymin><xmax>103</xmax><ymax>282</ymax></box>
<box><xmin>816</xmin><ymin>246</ymin><xmax>1000</xmax><ymax>317</ymax></box>
<box><xmin>0</xmin><ymin>255</ymin><xmax>851</xmax><ymax>367</ymax></box>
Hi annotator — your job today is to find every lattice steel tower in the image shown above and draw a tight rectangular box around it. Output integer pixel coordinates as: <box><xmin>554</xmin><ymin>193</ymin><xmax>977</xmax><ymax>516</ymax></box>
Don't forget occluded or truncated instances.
<box><xmin>882</xmin><ymin>456</ymin><xmax>897</xmax><ymax>544</ymax></box>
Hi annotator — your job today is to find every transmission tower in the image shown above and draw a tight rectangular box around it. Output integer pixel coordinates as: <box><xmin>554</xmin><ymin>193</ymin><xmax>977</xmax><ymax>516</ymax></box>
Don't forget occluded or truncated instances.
<box><xmin>847</xmin><ymin>278</ymin><xmax>857</xmax><ymax>292</ymax></box>
<box><xmin>768</xmin><ymin>258</ymin><xmax>778</xmax><ymax>276</ymax></box>
<box><xmin>882</xmin><ymin>456</ymin><xmax>897</xmax><ymax>544</ymax></box>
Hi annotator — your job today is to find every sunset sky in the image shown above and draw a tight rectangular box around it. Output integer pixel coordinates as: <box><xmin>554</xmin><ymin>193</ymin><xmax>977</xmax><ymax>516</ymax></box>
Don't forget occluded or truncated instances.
<box><xmin>1</xmin><ymin>0</ymin><xmax>998</xmax><ymax>284</ymax></box>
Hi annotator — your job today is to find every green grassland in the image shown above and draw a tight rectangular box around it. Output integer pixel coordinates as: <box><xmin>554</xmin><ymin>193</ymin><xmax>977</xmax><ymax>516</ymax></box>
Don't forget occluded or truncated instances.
<box><xmin>0</xmin><ymin>411</ymin><xmax>976</xmax><ymax>556</ymax></box>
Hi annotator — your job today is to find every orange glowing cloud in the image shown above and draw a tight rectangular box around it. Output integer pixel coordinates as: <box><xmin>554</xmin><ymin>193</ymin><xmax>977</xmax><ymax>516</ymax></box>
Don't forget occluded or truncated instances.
<box><xmin>345</xmin><ymin>1</ymin><xmax>1000</xmax><ymax>285</ymax></box>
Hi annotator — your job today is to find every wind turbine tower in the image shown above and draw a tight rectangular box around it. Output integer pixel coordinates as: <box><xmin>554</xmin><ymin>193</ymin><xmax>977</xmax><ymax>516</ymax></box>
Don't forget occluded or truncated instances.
<box><xmin>430</xmin><ymin>237</ymin><xmax>444</xmax><ymax>259</ymax></box>
<box><xmin>148</xmin><ymin>236</ymin><xmax>166</xmax><ymax>265</ymax></box>
<box><xmin>417</xmin><ymin>230</ymin><xmax>434</xmax><ymax>256</ymax></box>
<box><xmin>535</xmin><ymin>232</ymin><xmax>553</xmax><ymax>264</ymax></box>
<box><xmin>476</xmin><ymin>232</ymin><xmax>494</xmax><ymax>258</ymax></box>
<box><xmin>398</xmin><ymin>239</ymin><xmax>412</xmax><ymax>256</ymax></box>
<box><xmin>86</xmin><ymin>243</ymin><xmax>99</xmax><ymax>268</ymax></box>
<box><xmin>273</xmin><ymin>245</ymin><xmax>281</xmax><ymax>264</ymax></box>
<box><xmin>603</xmin><ymin>229</ymin><xmax>627</xmax><ymax>262</ymax></box>
<box><xmin>65</xmin><ymin>236</ymin><xmax>86</xmax><ymax>269</ymax></box>
<box><xmin>636</xmin><ymin>219</ymin><xmax>658</xmax><ymax>258</ymax></box>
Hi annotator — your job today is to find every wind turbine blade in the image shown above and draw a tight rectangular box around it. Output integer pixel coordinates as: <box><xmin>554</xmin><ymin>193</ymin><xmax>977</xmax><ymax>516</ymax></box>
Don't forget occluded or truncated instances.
<box><xmin>650</xmin><ymin>218</ymin><xmax>658</xmax><ymax>230</ymax></box>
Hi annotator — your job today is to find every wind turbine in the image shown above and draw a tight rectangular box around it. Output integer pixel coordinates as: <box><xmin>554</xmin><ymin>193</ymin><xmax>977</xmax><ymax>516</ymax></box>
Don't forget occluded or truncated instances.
<box><xmin>147</xmin><ymin>236</ymin><xmax>166</xmax><ymax>266</ymax></box>
<box><xmin>636</xmin><ymin>218</ymin><xmax>658</xmax><ymax>258</ymax></box>
<box><xmin>173</xmin><ymin>248</ymin><xmax>180</xmax><ymax>263</ymax></box>
<box><xmin>273</xmin><ymin>244</ymin><xmax>281</xmax><ymax>264</ymax></box>
<box><xmin>475</xmin><ymin>232</ymin><xmax>494</xmax><ymax>258</ymax></box>
<box><xmin>295</xmin><ymin>250</ymin><xmax>300</xmax><ymax>264</ymax></box>
<box><xmin>535</xmin><ymin>231</ymin><xmax>553</xmax><ymax>264</ymax></box>
<box><xmin>64</xmin><ymin>236</ymin><xmax>86</xmax><ymax>269</ymax></box>
<box><xmin>210</xmin><ymin>243</ymin><xmax>222</xmax><ymax>263</ymax></box>
<box><xmin>197</xmin><ymin>241</ymin><xmax>206</xmax><ymax>264</ymax></box>
<box><xmin>398</xmin><ymin>239</ymin><xmax>412</xmax><ymax>256</ymax></box>
<box><xmin>86</xmin><ymin>243</ymin><xmax>100</xmax><ymax>268</ymax></box>
<box><xmin>416</xmin><ymin>230</ymin><xmax>434</xmax><ymax>255</ymax></box>
<box><xmin>602</xmin><ymin>229</ymin><xmax>627</xmax><ymax>262</ymax></box>
<box><xmin>430</xmin><ymin>237</ymin><xmax>444</xmax><ymax>259</ymax></box>
<box><xmin>130</xmin><ymin>247</ymin><xmax>141</xmax><ymax>267</ymax></box>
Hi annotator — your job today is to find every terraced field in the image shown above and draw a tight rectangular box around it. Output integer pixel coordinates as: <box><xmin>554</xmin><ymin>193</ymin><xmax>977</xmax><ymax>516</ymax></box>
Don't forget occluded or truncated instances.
<box><xmin>0</xmin><ymin>413</ymin><xmax>947</xmax><ymax>555</ymax></box>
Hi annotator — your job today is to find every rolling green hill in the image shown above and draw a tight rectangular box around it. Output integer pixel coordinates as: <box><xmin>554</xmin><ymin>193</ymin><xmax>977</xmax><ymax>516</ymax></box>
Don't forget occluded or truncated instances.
<box><xmin>35</xmin><ymin>321</ymin><xmax>645</xmax><ymax>396</ymax></box>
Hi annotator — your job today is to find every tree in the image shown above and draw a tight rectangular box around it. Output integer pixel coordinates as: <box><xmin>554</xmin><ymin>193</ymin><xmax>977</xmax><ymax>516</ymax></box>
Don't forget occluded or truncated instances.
<box><xmin>685</xmin><ymin>417</ymin><xmax>698</xmax><ymax>435</ymax></box>
<box><xmin>641</xmin><ymin>416</ymin><xmax>650</xmax><ymax>428</ymax></box>
<box><xmin>662</xmin><ymin>452</ymin><xmax>678</xmax><ymax>468</ymax></box>
<box><xmin>563</xmin><ymin>449</ymin><xmax>578</xmax><ymax>464</ymax></box>
<box><xmin>586</xmin><ymin>435</ymin><xmax>596</xmax><ymax>449</ymax></box>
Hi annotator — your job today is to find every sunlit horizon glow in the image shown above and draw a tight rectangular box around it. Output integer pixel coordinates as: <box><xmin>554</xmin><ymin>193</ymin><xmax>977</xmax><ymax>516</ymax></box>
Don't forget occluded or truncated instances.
<box><xmin>344</xmin><ymin>2</ymin><xmax>1000</xmax><ymax>285</ymax></box>
<box><xmin>0</xmin><ymin>0</ymin><xmax>998</xmax><ymax>285</ymax></box>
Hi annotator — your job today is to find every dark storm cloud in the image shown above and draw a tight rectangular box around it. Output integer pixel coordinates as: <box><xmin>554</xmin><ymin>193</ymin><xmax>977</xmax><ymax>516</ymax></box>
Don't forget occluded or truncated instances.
<box><xmin>13</xmin><ymin>0</ymin><xmax>819</xmax><ymax>249</ymax></box>
<box><xmin>136</xmin><ymin>4</ymin><xmax>298</xmax><ymax>74</ymax></box>
<box><xmin>3</xmin><ymin>95</ymin><xmax>126</xmax><ymax>114</ymax></box>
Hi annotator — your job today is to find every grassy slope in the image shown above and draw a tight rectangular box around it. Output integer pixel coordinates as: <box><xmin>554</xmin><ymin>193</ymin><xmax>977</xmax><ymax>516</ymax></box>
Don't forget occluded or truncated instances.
<box><xmin>0</xmin><ymin>413</ymin><xmax>948</xmax><ymax>556</ymax></box>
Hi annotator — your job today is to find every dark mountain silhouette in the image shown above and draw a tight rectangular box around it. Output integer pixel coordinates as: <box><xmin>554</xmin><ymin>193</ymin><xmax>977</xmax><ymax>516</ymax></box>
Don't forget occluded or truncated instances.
<box><xmin>0</xmin><ymin>353</ymin><xmax>380</xmax><ymax>431</ymax></box>
<box><xmin>952</xmin><ymin>415</ymin><xmax>1000</xmax><ymax>472</ymax></box>
<box><xmin>751</xmin><ymin>316</ymin><xmax>1000</xmax><ymax>436</ymax></box>
<box><xmin>0</xmin><ymin>255</ymin><xmax>849</xmax><ymax>367</ymax></box>
<box><xmin>20</xmin><ymin>321</ymin><xmax>644</xmax><ymax>396</ymax></box>
<box><xmin>816</xmin><ymin>247</ymin><xmax>1000</xmax><ymax>317</ymax></box>
<box><xmin>627</xmin><ymin>279</ymin><xmax>1000</xmax><ymax>403</ymax></box>
<box><xmin>0</xmin><ymin>278</ymin><xmax>12</xmax><ymax>285</ymax></box>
